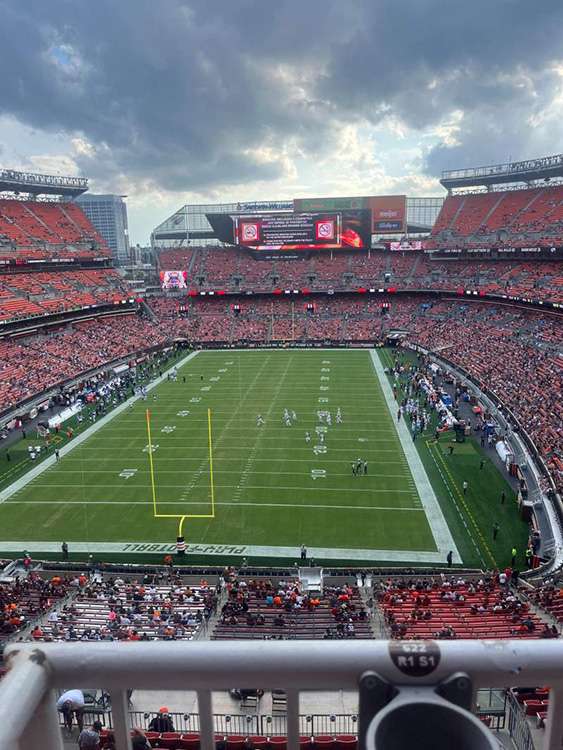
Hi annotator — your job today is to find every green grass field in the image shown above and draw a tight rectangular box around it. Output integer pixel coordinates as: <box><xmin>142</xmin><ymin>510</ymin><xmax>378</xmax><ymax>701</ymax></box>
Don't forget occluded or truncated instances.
<box><xmin>0</xmin><ymin>349</ymin><xmax>529</xmax><ymax>568</ymax></box>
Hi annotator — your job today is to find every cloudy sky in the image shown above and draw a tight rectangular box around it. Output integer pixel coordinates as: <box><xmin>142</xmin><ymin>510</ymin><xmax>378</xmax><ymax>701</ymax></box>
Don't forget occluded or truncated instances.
<box><xmin>1</xmin><ymin>0</ymin><xmax>562</xmax><ymax>244</ymax></box>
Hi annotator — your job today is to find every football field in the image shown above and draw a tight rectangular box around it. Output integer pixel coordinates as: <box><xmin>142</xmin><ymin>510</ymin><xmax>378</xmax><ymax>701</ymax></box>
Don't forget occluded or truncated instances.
<box><xmin>0</xmin><ymin>349</ymin><xmax>527</xmax><ymax>566</ymax></box>
<box><xmin>0</xmin><ymin>348</ymin><xmax>526</xmax><ymax>566</ymax></box>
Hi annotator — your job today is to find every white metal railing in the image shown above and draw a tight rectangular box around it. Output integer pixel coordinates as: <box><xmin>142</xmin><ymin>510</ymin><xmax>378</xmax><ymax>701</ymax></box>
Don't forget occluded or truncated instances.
<box><xmin>2</xmin><ymin>640</ymin><xmax>563</xmax><ymax>750</ymax></box>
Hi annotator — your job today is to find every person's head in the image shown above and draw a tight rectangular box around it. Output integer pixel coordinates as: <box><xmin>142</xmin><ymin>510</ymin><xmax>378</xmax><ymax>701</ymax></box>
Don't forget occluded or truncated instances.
<box><xmin>158</xmin><ymin>706</ymin><xmax>169</xmax><ymax>716</ymax></box>
<box><xmin>92</xmin><ymin>721</ymin><xmax>103</xmax><ymax>733</ymax></box>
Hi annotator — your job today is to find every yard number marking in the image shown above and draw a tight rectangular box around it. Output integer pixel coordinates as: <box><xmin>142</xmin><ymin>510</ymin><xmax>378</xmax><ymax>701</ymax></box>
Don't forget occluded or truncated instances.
<box><xmin>311</xmin><ymin>469</ymin><xmax>327</xmax><ymax>480</ymax></box>
<box><xmin>119</xmin><ymin>469</ymin><xmax>138</xmax><ymax>479</ymax></box>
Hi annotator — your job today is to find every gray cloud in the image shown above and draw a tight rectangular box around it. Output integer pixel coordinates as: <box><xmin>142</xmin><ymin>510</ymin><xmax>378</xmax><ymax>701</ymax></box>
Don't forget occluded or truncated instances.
<box><xmin>0</xmin><ymin>0</ymin><xmax>562</xmax><ymax>191</ymax></box>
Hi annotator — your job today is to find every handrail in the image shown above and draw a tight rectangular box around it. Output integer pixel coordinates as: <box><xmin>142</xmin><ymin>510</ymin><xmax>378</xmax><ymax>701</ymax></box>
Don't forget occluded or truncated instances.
<box><xmin>2</xmin><ymin>641</ymin><xmax>562</xmax><ymax>750</ymax></box>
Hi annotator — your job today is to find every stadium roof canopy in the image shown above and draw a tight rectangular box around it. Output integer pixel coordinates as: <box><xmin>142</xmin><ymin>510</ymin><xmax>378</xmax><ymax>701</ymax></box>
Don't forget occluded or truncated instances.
<box><xmin>0</xmin><ymin>168</ymin><xmax>88</xmax><ymax>198</ymax></box>
<box><xmin>440</xmin><ymin>153</ymin><xmax>563</xmax><ymax>191</ymax></box>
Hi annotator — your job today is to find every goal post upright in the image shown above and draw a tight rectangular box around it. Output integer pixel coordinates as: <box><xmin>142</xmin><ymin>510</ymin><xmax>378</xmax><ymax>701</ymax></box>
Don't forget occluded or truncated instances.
<box><xmin>208</xmin><ymin>407</ymin><xmax>216</xmax><ymax>518</ymax></box>
<box><xmin>145</xmin><ymin>408</ymin><xmax>158</xmax><ymax>519</ymax></box>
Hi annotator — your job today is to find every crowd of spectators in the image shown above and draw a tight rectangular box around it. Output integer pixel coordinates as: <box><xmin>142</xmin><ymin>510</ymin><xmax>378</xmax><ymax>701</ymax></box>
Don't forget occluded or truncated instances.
<box><xmin>0</xmin><ymin>268</ymin><xmax>129</xmax><ymax>322</ymax></box>
<box><xmin>0</xmin><ymin>313</ymin><xmax>169</xmax><ymax>412</ymax></box>
<box><xmin>156</xmin><ymin>246</ymin><xmax>563</xmax><ymax>303</ymax></box>
<box><xmin>31</xmin><ymin>572</ymin><xmax>219</xmax><ymax>642</ymax></box>
<box><xmin>214</xmin><ymin>577</ymin><xmax>371</xmax><ymax>640</ymax></box>
<box><xmin>528</xmin><ymin>579</ymin><xmax>563</xmax><ymax>625</ymax></box>
<box><xmin>377</xmin><ymin>574</ymin><xmax>546</xmax><ymax>640</ymax></box>
<box><xmin>1</xmin><ymin>571</ymin><xmax>70</xmax><ymax>641</ymax></box>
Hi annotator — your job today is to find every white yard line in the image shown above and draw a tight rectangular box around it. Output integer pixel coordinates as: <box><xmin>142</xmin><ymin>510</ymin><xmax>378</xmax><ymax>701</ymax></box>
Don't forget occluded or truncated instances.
<box><xmin>45</xmin><ymin>469</ymin><xmax>414</xmax><ymax>479</ymax></box>
<box><xmin>0</xmin><ymin>351</ymin><xmax>200</xmax><ymax>505</ymax></box>
<box><xmin>20</xmin><ymin>484</ymin><xmax>420</xmax><ymax>494</ymax></box>
<box><xmin>369</xmin><ymin>350</ymin><xmax>461</xmax><ymax>563</ymax></box>
<box><xmin>42</xmin><ymin>457</ymin><xmax>412</xmax><ymax>466</ymax></box>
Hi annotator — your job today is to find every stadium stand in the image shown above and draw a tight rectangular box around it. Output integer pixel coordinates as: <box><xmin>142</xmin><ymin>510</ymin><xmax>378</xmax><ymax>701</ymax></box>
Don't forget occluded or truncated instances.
<box><xmin>157</xmin><ymin>246</ymin><xmax>563</xmax><ymax>304</ymax></box>
<box><xmin>213</xmin><ymin>578</ymin><xmax>371</xmax><ymax>640</ymax></box>
<box><xmin>0</xmin><ymin>199</ymin><xmax>110</xmax><ymax>259</ymax></box>
<box><xmin>33</xmin><ymin>576</ymin><xmax>218</xmax><ymax>642</ymax></box>
<box><xmin>0</xmin><ymin>269</ymin><xmax>129</xmax><ymax>322</ymax></box>
<box><xmin>377</xmin><ymin>576</ymin><xmax>543</xmax><ymax>640</ymax></box>
<box><xmin>529</xmin><ymin>581</ymin><xmax>563</xmax><ymax>625</ymax></box>
<box><xmin>1</xmin><ymin>571</ymin><xmax>69</xmax><ymax>642</ymax></box>
<box><xmin>427</xmin><ymin>184</ymin><xmax>563</xmax><ymax>248</ymax></box>
<box><xmin>0</xmin><ymin>313</ymin><xmax>168</xmax><ymax>412</ymax></box>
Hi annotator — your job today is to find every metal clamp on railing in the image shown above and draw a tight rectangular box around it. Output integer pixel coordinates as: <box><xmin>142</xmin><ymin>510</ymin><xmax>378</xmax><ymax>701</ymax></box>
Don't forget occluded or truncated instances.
<box><xmin>359</xmin><ymin>666</ymin><xmax>495</xmax><ymax>750</ymax></box>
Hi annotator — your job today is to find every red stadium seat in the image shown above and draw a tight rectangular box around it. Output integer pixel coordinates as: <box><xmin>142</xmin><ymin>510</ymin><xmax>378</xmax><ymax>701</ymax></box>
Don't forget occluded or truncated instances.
<box><xmin>335</xmin><ymin>736</ymin><xmax>358</xmax><ymax>750</ymax></box>
<box><xmin>160</xmin><ymin>732</ymin><xmax>183</xmax><ymax>749</ymax></box>
<box><xmin>313</xmin><ymin>737</ymin><xmax>335</xmax><ymax>750</ymax></box>
<box><xmin>179</xmin><ymin>734</ymin><xmax>200</xmax><ymax>750</ymax></box>
<box><xmin>226</xmin><ymin>735</ymin><xmax>248</xmax><ymax>750</ymax></box>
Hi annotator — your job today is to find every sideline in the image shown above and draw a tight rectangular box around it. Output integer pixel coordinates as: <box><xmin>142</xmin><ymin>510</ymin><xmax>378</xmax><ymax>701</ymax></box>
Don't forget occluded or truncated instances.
<box><xmin>0</xmin><ymin>539</ymin><xmax>454</xmax><ymax>563</ymax></box>
<box><xmin>369</xmin><ymin>350</ymin><xmax>461</xmax><ymax>563</ymax></box>
<box><xmin>0</xmin><ymin>351</ymin><xmax>200</xmax><ymax>505</ymax></box>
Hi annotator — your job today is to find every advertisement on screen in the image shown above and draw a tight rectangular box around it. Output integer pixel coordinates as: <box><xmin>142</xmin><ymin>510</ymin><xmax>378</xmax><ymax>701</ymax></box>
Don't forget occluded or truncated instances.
<box><xmin>368</xmin><ymin>196</ymin><xmax>407</xmax><ymax>233</ymax></box>
<box><xmin>390</xmin><ymin>241</ymin><xmax>423</xmax><ymax>252</ymax></box>
<box><xmin>160</xmin><ymin>270</ymin><xmax>187</xmax><ymax>289</ymax></box>
<box><xmin>207</xmin><ymin>210</ymin><xmax>371</xmax><ymax>252</ymax></box>
<box><xmin>293</xmin><ymin>195</ymin><xmax>406</xmax><ymax>233</ymax></box>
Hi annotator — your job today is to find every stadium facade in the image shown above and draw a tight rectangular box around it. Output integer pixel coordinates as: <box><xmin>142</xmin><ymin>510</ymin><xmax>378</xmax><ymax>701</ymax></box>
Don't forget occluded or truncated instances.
<box><xmin>151</xmin><ymin>196</ymin><xmax>444</xmax><ymax>247</ymax></box>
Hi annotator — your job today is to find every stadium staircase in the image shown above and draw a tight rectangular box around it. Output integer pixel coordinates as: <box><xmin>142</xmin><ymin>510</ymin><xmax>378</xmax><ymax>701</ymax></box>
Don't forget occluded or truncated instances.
<box><xmin>506</xmin><ymin>187</ymin><xmax>546</xmax><ymax>229</ymax></box>
<box><xmin>405</xmin><ymin>252</ymin><xmax>423</xmax><ymax>283</ymax></box>
<box><xmin>23</xmin><ymin>203</ymin><xmax>56</xmax><ymax>239</ymax></box>
<box><xmin>356</xmin><ymin>574</ymin><xmax>386</xmax><ymax>638</ymax></box>
<box><xmin>447</xmin><ymin>195</ymin><xmax>467</xmax><ymax>231</ymax></box>
<box><xmin>140</xmin><ymin>299</ymin><xmax>159</xmax><ymax>322</ymax></box>
<box><xmin>59</xmin><ymin>203</ymin><xmax>86</xmax><ymax>236</ymax></box>
<box><xmin>478</xmin><ymin>192</ymin><xmax>506</xmax><ymax>231</ymax></box>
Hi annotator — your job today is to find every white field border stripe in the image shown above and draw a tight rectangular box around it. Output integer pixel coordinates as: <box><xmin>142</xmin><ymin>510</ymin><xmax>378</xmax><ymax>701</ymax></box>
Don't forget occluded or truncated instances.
<box><xmin>0</xmin><ymin>351</ymin><xmax>201</xmax><ymax>505</ymax></box>
<box><xmin>369</xmin><ymin>350</ymin><xmax>461</xmax><ymax>563</ymax></box>
<box><xmin>0</xmin><ymin>539</ymin><xmax>447</xmax><ymax>563</ymax></box>
<box><xmin>2</xmin><ymin>500</ymin><xmax>424</xmax><ymax>511</ymax></box>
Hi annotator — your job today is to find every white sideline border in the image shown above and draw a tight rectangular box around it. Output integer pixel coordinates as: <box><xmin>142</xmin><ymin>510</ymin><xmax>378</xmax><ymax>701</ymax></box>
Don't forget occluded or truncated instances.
<box><xmin>369</xmin><ymin>350</ymin><xmax>461</xmax><ymax>564</ymax></box>
<box><xmin>0</xmin><ymin>350</ymin><xmax>201</xmax><ymax>504</ymax></box>
<box><xmin>0</xmin><ymin>539</ymin><xmax>451</xmax><ymax>563</ymax></box>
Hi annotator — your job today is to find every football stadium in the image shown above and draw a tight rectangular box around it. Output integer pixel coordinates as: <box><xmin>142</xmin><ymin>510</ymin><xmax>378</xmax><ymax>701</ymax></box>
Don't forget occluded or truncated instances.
<box><xmin>1</xmin><ymin>4</ymin><xmax>563</xmax><ymax>749</ymax></box>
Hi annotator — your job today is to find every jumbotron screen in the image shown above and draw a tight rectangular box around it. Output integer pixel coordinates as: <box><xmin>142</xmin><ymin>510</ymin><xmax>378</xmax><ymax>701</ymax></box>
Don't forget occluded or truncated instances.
<box><xmin>207</xmin><ymin>209</ymin><xmax>371</xmax><ymax>252</ymax></box>
<box><xmin>160</xmin><ymin>270</ymin><xmax>187</xmax><ymax>289</ymax></box>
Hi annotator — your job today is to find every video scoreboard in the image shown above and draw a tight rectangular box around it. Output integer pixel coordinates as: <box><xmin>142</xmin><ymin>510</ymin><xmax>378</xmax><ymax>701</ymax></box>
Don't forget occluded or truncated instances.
<box><xmin>207</xmin><ymin>209</ymin><xmax>372</xmax><ymax>252</ymax></box>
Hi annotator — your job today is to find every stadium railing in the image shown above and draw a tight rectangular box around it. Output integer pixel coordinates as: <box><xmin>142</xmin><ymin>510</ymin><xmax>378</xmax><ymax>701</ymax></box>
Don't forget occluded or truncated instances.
<box><xmin>2</xmin><ymin>640</ymin><xmax>563</xmax><ymax>750</ymax></box>
<box><xmin>59</xmin><ymin>703</ymin><xmax>506</xmax><ymax>735</ymax></box>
